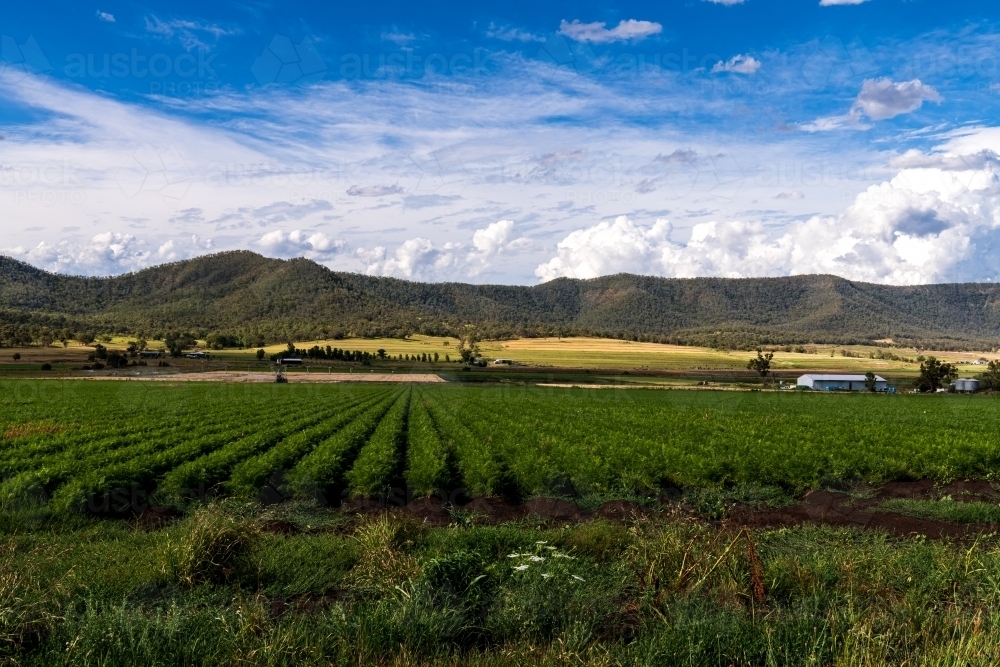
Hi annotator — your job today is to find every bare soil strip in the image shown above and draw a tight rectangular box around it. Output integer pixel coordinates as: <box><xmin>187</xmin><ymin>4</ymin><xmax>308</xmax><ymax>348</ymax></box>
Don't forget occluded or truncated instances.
<box><xmin>730</xmin><ymin>479</ymin><xmax>999</xmax><ymax>538</ymax></box>
<box><xmin>75</xmin><ymin>371</ymin><xmax>446</xmax><ymax>383</ymax></box>
<box><xmin>343</xmin><ymin>479</ymin><xmax>1000</xmax><ymax>537</ymax></box>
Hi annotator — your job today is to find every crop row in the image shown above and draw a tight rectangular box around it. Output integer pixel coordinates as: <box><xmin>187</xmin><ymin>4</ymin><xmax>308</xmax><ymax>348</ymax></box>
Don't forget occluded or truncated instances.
<box><xmin>8</xmin><ymin>382</ymin><xmax>1000</xmax><ymax>513</ymax></box>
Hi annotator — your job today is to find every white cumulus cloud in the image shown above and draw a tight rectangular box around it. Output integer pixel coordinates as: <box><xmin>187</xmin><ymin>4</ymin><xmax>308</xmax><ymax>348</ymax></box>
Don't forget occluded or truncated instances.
<box><xmin>558</xmin><ymin>19</ymin><xmax>662</xmax><ymax>43</ymax></box>
<box><xmin>357</xmin><ymin>239</ymin><xmax>461</xmax><ymax>280</ymax></box>
<box><xmin>467</xmin><ymin>220</ymin><xmax>531</xmax><ymax>275</ymax></box>
<box><xmin>358</xmin><ymin>220</ymin><xmax>531</xmax><ymax>280</ymax></box>
<box><xmin>851</xmin><ymin>78</ymin><xmax>942</xmax><ymax>121</ymax></box>
<box><xmin>702</xmin><ymin>0</ymin><xmax>746</xmax><ymax>4</ymax></box>
<box><xmin>96</xmin><ymin>11</ymin><xmax>115</xmax><ymax>22</ymax></box>
<box><xmin>6</xmin><ymin>232</ymin><xmax>151</xmax><ymax>276</ymax></box>
<box><xmin>802</xmin><ymin>78</ymin><xmax>942</xmax><ymax>131</ymax></box>
<box><xmin>819</xmin><ymin>0</ymin><xmax>869</xmax><ymax>5</ymax></box>
<box><xmin>536</xmin><ymin>150</ymin><xmax>1000</xmax><ymax>285</ymax></box>
<box><xmin>257</xmin><ymin>229</ymin><xmax>347</xmax><ymax>259</ymax></box>
<box><xmin>712</xmin><ymin>54</ymin><xmax>761</xmax><ymax>74</ymax></box>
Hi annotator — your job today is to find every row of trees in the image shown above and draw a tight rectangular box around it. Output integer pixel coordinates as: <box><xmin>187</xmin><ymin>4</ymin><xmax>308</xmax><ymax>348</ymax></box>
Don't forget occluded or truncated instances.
<box><xmin>266</xmin><ymin>342</ymin><xmax>455</xmax><ymax>365</ymax></box>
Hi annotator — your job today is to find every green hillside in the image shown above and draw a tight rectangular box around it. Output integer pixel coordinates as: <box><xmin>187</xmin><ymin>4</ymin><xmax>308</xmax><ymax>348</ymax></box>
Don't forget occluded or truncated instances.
<box><xmin>2</xmin><ymin>251</ymin><xmax>999</xmax><ymax>349</ymax></box>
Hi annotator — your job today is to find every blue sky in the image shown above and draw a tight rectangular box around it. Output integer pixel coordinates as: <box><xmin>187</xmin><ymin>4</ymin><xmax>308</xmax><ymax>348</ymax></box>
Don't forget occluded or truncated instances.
<box><xmin>3</xmin><ymin>1</ymin><xmax>1000</xmax><ymax>284</ymax></box>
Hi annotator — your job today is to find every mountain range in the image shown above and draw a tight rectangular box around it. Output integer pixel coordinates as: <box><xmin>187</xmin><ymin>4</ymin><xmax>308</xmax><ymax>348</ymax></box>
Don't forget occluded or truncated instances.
<box><xmin>2</xmin><ymin>251</ymin><xmax>999</xmax><ymax>350</ymax></box>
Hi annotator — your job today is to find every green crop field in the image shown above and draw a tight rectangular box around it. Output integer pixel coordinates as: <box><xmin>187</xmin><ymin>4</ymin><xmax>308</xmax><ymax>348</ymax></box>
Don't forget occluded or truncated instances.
<box><xmin>6</xmin><ymin>380</ymin><xmax>1000</xmax><ymax>665</ymax></box>
<box><xmin>3</xmin><ymin>380</ymin><xmax>1000</xmax><ymax>513</ymax></box>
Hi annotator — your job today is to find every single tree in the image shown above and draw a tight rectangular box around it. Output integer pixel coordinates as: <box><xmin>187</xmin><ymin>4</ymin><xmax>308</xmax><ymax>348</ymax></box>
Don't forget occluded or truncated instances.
<box><xmin>256</xmin><ymin>349</ymin><xmax>266</xmax><ymax>361</ymax></box>
<box><xmin>979</xmin><ymin>359</ymin><xmax>1000</xmax><ymax>391</ymax></box>
<box><xmin>12</xmin><ymin>353</ymin><xmax>20</xmax><ymax>361</ymax></box>
<box><xmin>433</xmin><ymin>352</ymin><xmax>439</xmax><ymax>363</ymax></box>
<box><xmin>864</xmin><ymin>371</ymin><xmax>877</xmax><ymax>392</ymax></box>
<box><xmin>917</xmin><ymin>356</ymin><xmax>957</xmax><ymax>392</ymax></box>
<box><xmin>747</xmin><ymin>349</ymin><xmax>774</xmax><ymax>383</ymax></box>
<box><xmin>377</xmin><ymin>349</ymin><xmax>386</xmax><ymax>359</ymax></box>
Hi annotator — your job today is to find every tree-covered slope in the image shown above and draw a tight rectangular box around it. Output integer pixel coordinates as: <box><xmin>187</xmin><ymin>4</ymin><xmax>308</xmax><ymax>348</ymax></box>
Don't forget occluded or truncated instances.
<box><xmin>2</xmin><ymin>251</ymin><xmax>999</xmax><ymax>348</ymax></box>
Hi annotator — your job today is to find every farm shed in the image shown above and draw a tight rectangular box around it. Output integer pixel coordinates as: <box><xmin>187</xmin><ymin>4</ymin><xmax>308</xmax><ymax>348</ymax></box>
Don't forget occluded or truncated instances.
<box><xmin>279</xmin><ymin>358</ymin><xmax>303</xmax><ymax>365</ymax></box>
<box><xmin>797</xmin><ymin>374</ymin><xmax>887</xmax><ymax>391</ymax></box>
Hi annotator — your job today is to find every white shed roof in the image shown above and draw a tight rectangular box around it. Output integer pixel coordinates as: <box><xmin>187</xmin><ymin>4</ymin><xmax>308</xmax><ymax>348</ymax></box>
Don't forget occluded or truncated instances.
<box><xmin>798</xmin><ymin>374</ymin><xmax>885</xmax><ymax>382</ymax></box>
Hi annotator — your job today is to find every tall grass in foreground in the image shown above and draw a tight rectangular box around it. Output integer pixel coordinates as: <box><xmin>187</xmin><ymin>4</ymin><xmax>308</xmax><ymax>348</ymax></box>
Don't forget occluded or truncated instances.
<box><xmin>8</xmin><ymin>501</ymin><xmax>1000</xmax><ymax>665</ymax></box>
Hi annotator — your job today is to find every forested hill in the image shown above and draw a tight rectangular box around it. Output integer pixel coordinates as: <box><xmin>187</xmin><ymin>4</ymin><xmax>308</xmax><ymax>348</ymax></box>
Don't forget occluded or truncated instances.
<box><xmin>2</xmin><ymin>251</ymin><xmax>1000</xmax><ymax>349</ymax></box>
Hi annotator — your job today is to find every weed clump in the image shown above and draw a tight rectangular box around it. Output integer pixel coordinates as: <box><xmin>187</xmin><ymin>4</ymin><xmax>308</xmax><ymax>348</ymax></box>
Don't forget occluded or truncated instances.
<box><xmin>348</xmin><ymin>514</ymin><xmax>421</xmax><ymax>592</ymax></box>
<box><xmin>164</xmin><ymin>503</ymin><xmax>259</xmax><ymax>586</ymax></box>
<box><xmin>0</xmin><ymin>545</ymin><xmax>64</xmax><ymax>657</ymax></box>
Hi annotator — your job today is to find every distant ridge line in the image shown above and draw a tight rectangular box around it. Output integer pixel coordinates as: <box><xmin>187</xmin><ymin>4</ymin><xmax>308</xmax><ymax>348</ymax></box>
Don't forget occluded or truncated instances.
<box><xmin>1</xmin><ymin>251</ymin><xmax>998</xmax><ymax>350</ymax></box>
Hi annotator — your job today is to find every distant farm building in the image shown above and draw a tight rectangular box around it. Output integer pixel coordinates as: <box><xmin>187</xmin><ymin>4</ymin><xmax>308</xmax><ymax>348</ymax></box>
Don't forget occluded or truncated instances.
<box><xmin>185</xmin><ymin>351</ymin><xmax>208</xmax><ymax>359</ymax></box>
<box><xmin>955</xmin><ymin>378</ymin><xmax>980</xmax><ymax>393</ymax></box>
<box><xmin>139</xmin><ymin>350</ymin><xmax>163</xmax><ymax>358</ymax></box>
<box><xmin>279</xmin><ymin>357</ymin><xmax>303</xmax><ymax>365</ymax></box>
<box><xmin>797</xmin><ymin>374</ymin><xmax>888</xmax><ymax>391</ymax></box>
<box><xmin>493</xmin><ymin>358</ymin><xmax>514</xmax><ymax>365</ymax></box>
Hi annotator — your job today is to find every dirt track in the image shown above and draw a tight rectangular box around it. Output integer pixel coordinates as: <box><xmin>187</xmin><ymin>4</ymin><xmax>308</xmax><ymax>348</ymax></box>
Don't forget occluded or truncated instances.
<box><xmin>79</xmin><ymin>371</ymin><xmax>446</xmax><ymax>383</ymax></box>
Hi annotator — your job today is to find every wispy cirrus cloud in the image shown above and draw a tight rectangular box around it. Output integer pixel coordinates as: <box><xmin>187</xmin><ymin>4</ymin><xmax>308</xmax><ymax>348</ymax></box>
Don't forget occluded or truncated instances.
<box><xmin>144</xmin><ymin>15</ymin><xmax>239</xmax><ymax>51</ymax></box>
<box><xmin>1</xmin><ymin>23</ymin><xmax>996</xmax><ymax>285</ymax></box>
<box><xmin>347</xmin><ymin>184</ymin><xmax>405</xmax><ymax>197</ymax></box>
<box><xmin>485</xmin><ymin>23</ymin><xmax>545</xmax><ymax>42</ymax></box>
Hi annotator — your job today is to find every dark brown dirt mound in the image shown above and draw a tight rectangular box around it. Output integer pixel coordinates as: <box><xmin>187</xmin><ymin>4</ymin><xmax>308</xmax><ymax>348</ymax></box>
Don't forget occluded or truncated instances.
<box><xmin>260</xmin><ymin>519</ymin><xmax>301</xmax><ymax>535</ymax></box>
<box><xmin>344</xmin><ymin>498</ymin><xmax>389</xmax><ymax>515</ymax></box>
<box><xmin>940</xmin><ymin>480</ymin><xmax>1000</xmax><ymax>502</ymax></box>
<box><xmin>874</xmin><ymin>479</ymin><xmax>936</xmax><ymax>500</ymax></box>
<box><xmin>592</xmin><ymin>500</ymin><xmax>650</xmax><ymax>522</ymax></box>
<box><xmin>399</xmin><ymin>496</ymin><xmax>452</xmax><ymax>527</ymax></box>
<box><xmin>462</xmin><ymin>496</ymin><xmax>527</xmax><ymax>524</ymax></box>
<box><xmin>136</xmin><ymin>506</ymin><xmax>181</xmax><ymax>530</ymax></box>
<box><xmin>524</xmin><ymin>497</ymin><xmax>582</xmax><ymax>522</ymax></box>
<box><xmin>271</xmin><ymin>592</ymin><xmax>344</xmax><ymax>618</ymax></box>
